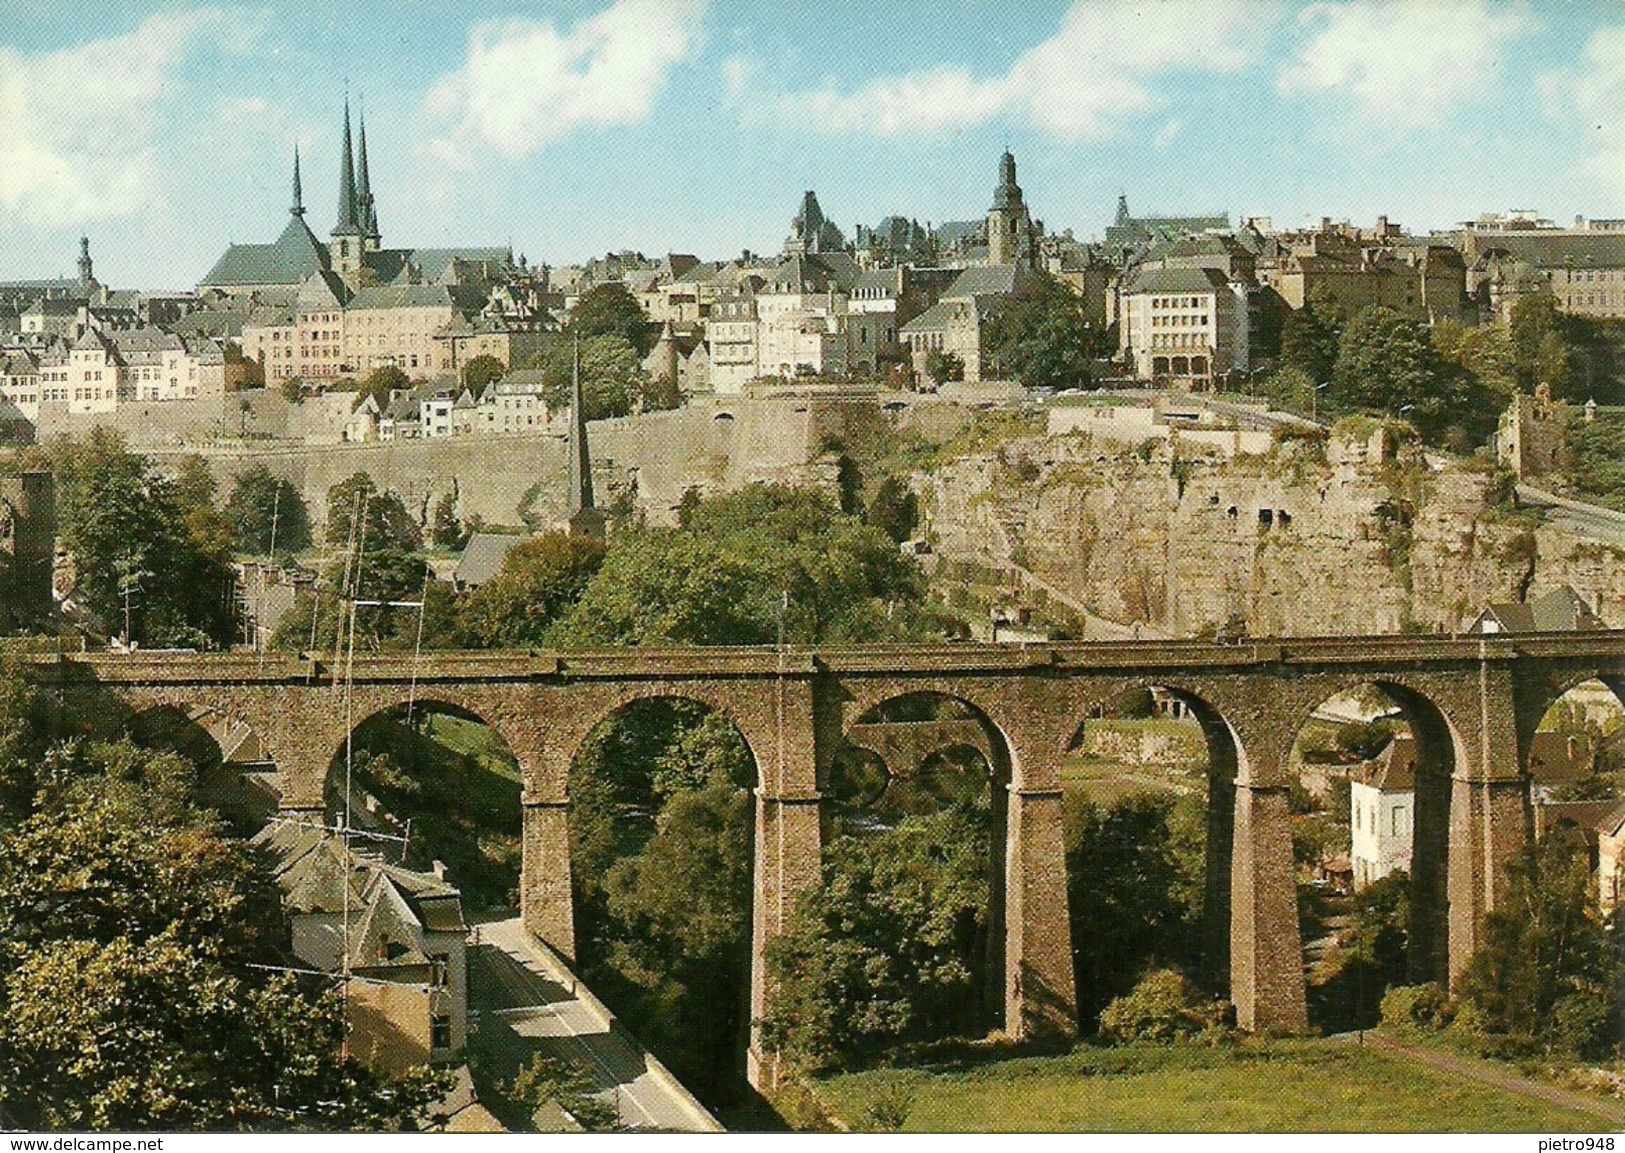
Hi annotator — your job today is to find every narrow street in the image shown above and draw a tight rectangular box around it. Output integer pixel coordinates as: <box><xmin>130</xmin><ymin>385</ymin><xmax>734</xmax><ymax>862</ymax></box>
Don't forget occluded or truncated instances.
<box><xmin>467</xmin><ymin>916</ymin><xmax>723</xmax><ymax>1132</ymax></box>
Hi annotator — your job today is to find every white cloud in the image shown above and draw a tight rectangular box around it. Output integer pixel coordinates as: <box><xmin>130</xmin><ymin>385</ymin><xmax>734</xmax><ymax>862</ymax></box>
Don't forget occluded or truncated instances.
<box><xmin>729</xmin><ymin>0</ymin><xmax>1256</xmax><ymax>139</ymax></box>
<box><xmin>1278</xmin><ymin>1</ymin><xmax>1532</xmax><ymax>131</ymax></box>
<box><xmin>1552</xmin><ymin>25</ymin><xmax>1625</xmax><ymax>200</ymax></box>
<box><xmin>426</xmin><ymin>0</ymin><xmax>706</xmax><ymax>163</ymax></box>
<box><xmin>0</xmin><ymin>10</ymin><xmax>228</xmax><ymax>229</ymax></box>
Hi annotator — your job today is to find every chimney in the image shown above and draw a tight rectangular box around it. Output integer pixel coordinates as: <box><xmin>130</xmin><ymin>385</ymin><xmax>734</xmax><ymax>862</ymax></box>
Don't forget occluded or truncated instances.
<box><xmin>432</xmin><ymin>860</ymin><xmax>447</xmax><ymax>880</ymax></box>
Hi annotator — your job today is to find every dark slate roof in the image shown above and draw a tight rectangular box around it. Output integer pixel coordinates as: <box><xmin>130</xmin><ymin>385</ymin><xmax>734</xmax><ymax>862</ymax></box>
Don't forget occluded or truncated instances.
<box><xmin>1476</xmin><ymin>585</ymin><xmax>1603</xmax><ymax>633</ymax></box>
<box><xmin>1</xmin><ymin>351</ymin><xmax>40</xmax><ymax>376</ymax></box>
<box><xmin>1124</xmin><ymin>266</ymin><xmax>1232</xmax><ymax>294</ymax></box>
<box><xmin>297</xmin><ymin>272</ymin><xmax>347</xmax><ymax>310</ymax></box>
<box><xmin>900</xmin><ymin>299</ymin><xmax>958</xmax><ymax>333</ymax></box>
<box><xmin>409</xmin><ymin>248</ymin><xmax>512</xmax><ymax>283</ymax></box>
<box><xmin>1529</xmin><ymin>585</ymin><xmax>1603</xmax><ymax>630</ymax></box>
<box><xmin>1529</xmin><ymin>732</ymin><xmax>1592</xmax><ymax>783</ymax></box>
<box><xmin>934</xmin><ymin>219</ymin><xmax>986</xmax><ymax>249</ymax></box>
<box><xmin>1356</xmin><ymin>735</ymin><xmax>1415</xmax><ymax>792</ymax></box>
<box><xmin>200</xmin><ymin>213</ymin><xmax>331</xmax><ymax>287</ymax></box>
<box><xmin>1478</xmin><ymin>232</ymin><xmax>1625</xmax><ymax>270</ymax></box>
<box><xmin>173</xmin><ymin>310</ymin><xmax>250</xmax><ymax>340</ymax></box>
<box><xmin>944</xmin><ymin>264</ymin><xmax>1029</xmax><ymax>298</ymax></box>
<box><xmin>112</xmin><ymin>328</ymin><xmax>183</xmax><ymax>362</ymax></box>
<box><xmin>72</xmin><ymin>328</ymin><xmax>117</xmax><ymax>355</ymax></box>
<box><xmin>348</xmin><ymin>284</ymin><xmax>455</xmax><ymax>311</ymax></box>
<box><xmin>455</xmin><ymin>532</ymin><xmax>529</xmax><ymax>588</ymax></box>
<box><xmin>25</xmin><ymin>297</ymin><xmax>83</xmax><ymax>316</ymax></box>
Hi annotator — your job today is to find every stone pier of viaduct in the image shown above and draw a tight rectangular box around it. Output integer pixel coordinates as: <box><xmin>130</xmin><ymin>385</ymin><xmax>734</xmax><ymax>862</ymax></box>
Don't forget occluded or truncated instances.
<box><xmin>24</xmin><ymin>632</ymin><xmax>1625</xmax><ymax>1088</ymax></box>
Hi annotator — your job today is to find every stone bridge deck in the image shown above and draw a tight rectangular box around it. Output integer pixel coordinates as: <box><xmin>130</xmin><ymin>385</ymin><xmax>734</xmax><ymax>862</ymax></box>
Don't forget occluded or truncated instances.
<box><xmin>37</xmin><ymin>630</ymin><xmax>1625</xmax><ymax>685</ymax></box>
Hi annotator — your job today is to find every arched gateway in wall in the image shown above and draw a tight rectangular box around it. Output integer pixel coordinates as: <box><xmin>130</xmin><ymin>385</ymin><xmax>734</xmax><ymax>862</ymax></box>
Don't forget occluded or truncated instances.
<box><xmin>31</xmin><ymin>632</ymin><xmax>1625</xmax><ymax>1088</ymax></box>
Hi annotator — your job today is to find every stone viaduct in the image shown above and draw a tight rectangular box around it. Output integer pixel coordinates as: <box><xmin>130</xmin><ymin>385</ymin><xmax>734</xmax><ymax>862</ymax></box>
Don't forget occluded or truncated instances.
<box><xmin>24</xmin><ymin>632</ymin><xmax>1625</xmax><ymax>1088</ymax></box>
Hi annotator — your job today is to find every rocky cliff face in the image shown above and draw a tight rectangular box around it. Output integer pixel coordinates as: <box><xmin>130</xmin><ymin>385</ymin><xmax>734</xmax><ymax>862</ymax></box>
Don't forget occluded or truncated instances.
<box><xmin>922</xmin><ymin>428</ymin><xmax>1625</xmax><ymax>637</ymax></box>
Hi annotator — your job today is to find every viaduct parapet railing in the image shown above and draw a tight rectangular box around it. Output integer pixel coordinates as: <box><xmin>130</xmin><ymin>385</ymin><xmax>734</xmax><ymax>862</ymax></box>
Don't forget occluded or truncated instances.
<box><xmin>21</xmin><ymin>632</ymin><xmax>1625</xmax><ymax>1089</ymax></box>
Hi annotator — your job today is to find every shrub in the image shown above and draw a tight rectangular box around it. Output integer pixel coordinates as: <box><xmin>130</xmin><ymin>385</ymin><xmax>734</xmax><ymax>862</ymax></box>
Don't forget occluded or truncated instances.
<box><xmin>1098</xmin><ymin>968</ymin><xmax>1226</xmax><ymax>1045</ymax></box>
<box><xmin>1379</xmin><ymin>982</ymin><xmax>1450</xmax><ymax>1034</ymax></box>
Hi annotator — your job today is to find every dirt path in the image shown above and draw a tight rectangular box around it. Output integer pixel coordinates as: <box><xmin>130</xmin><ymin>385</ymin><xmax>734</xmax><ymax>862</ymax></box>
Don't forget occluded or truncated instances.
<box><xmin>1337</xmin><ymin>1031</ymin><xmax>1621</xmax><ymax>1128</ymax></box>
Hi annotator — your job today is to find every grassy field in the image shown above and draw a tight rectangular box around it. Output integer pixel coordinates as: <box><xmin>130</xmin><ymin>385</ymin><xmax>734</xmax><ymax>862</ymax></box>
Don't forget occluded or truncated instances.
<box><xmin>811</xmin><ymin>1040</ymin><xmax>1614</xmax><ymax>1133</ymax></box>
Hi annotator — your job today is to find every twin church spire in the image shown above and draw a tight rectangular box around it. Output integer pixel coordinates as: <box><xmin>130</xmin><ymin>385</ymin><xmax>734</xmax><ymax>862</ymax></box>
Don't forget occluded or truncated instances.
<box><xmin>288</xmin><ymin>99</ymin><xmax>381</xmax><ymax>286</ymax></box>
<box><xmin>327</xmin><ymin>98</ymin><xmax>380</xmax><ymax>244</ymax></box>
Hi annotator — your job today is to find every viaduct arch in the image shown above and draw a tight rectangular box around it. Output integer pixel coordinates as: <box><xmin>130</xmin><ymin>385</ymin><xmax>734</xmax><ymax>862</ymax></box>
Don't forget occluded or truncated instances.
<box><xmin>28</xmin><ymin>631</ymin><xmax>1625</xmax><ymax>1088</ymax></box>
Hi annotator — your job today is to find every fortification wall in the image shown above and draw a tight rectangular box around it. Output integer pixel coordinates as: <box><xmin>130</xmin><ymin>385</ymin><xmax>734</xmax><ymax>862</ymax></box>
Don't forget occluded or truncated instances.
<box><xmin>146</xmin><ymin>396</ymin><xmax>836</xmax><ymax>529</ymax></box>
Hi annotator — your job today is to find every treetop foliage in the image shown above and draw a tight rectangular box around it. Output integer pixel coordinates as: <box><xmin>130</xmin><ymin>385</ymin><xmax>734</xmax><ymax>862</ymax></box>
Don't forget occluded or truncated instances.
<box><xmin>565</xmin><ymin>282</ymin><xmax>658</xmax><ymax>358</ymax></box>
<box><xmin>226</xmin><ymin>463</ymin><xmax>312</xmax><ymax>555</ymax></box>
<box><xmin>45</xmin><ymin>430</ymin><xmax>236</xmax><ymax>647</ymax></box>
<box><xmin>0</xmin><ymin>669</ymin><xmax>448</xmax><ymax>1130</ymax></box>
<box><xmin>538</xmin><ymin>333</ymin><xmax>651</xmax><ymax>421</ymax></box>
<box><xmin>983</xmin><ymin>272</ymin><xmax>1104</xmax><ymax>390</ymax></box>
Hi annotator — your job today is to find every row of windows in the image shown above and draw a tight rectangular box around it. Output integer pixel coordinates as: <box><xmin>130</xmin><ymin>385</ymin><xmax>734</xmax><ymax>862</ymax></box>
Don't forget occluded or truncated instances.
<box><xmin>1149</xmin><ymin>295</ymin><xmax>1210</xmax><ymax>309</ymax></box>
<box><xmin>1152</xmin><ymin>313</ymin><xmax>1210</xmax><ymax>327</ymax></box>
<box><xmin>1150</xmin><ymin>333</ymin><xmax>1212</xmax><ymax>350</ymax></box>
<box><xmin>1563</xmin><ymin>269</ymin><xmax>1623</xmax><ymax>283</ymax></box>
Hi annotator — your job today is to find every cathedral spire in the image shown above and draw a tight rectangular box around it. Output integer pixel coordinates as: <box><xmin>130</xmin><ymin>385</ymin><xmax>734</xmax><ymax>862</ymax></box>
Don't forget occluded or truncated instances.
<box><xmin>564</xmin><ymin>335</ymin><xmax>606</xmax><ymax>538</ymax></box>
<box><xmin>332</xmin><ymin>98</ymin><xmax>361</xmax><ymax>237</ymax></box>
<box><xmin>291</xmin><ymin>145</ymin><xmax>305</xmax><ymax>217</ymax></box>
<box><xmin>568</xmin><ymin>336</ymin><xmax>593</xmax><ymax>515</ymax></box>
<box><xmin>356</xmin><ymin>102</ymin><xmax>379</xmax><ymax>243</ymax></box>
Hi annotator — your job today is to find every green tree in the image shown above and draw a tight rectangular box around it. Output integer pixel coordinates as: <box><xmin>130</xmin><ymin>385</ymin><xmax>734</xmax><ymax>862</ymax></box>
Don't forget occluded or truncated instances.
<box><xmin>1509</xmin><ymin>294</ymin><xmax>1565</xmax><ymax>391</ymax></box>
<box><xmin>272</xmin><ymin>550</ymin><xmax>434</xmax><ymax>654</ymax></box>
<box><xmin>1562</xmin><ymin>412</ymin><xmax>1625</xmax><ymax>512</ymax></box>
<box><xmin>922</xmin><ymin>348</ymin><xmax>964</xmax><ymax>387</ymax></box>
<box><xmin>1067</xmin><ymin>792</ymin><xmax>1207</xmax><ymax>1021</ymax></box>
<box><xmin>338</xmin><ymin>365</ymin><xmax>411</xmax><ymax>410</ymax></box>
<box><xmin>460</xmin><ymin>354</ymin><xmax>506</xmax><ymax>392</ymax></box>
<box><xmin>1433</xmin><ymin>319</ymin><xmax>1518</xmax><ymax>403</ymax></box>
<box><xmin>867</xmin><ymin>475</ymin><xmax>919</xmax><ymax>544</ymax></box>
<box><xmin>1330</xmin><ymin>306</ymin><xmax>1494</xmax><ymax>447</ymax></box>
<box><xmin>566</xmin><ymin>283</ymin><xmax>657</xmax><ymax>357</ymax></box>
<box><xmin>506</xmin><ymin>1053</ymin><xmax>619</xmax><ymax>1131</ymax></box>
<box><xmin>640</xmin><ymin>367</ymin><xmax>682</xmax><ymax>412</ymax></box>
<box><xmin>553</xmin><ymin>485</ymin><xmax>941</xmax><ymax>648</ymax></box>
<box><xmin>762</xmin><ymin>802</ymin><xmax>993</xmax><ymax>1070</ymax></box>
<box><xmin>48</xmin><ymin>430</ymin><xmax>236</xmax><ymax>647</ymax></box>
<box><xmin>1457</xmin><ymin>834</ymin><xmax>1617</xmax><ymax>1058</ymax></box>
<box><xmin>540</xmin><ymin>334</ymin><xmax>647</xmax><ymax>420</ymax></box>
<box><xmin>1279</xmin><ymin>286</ymin><xmax>1344</xmax><ymax>384</ymax></box>
<box><xmin>167</xmin><ymin>454</ymin><xmax>236</xmax><ymax>557</ymax></box>
<box><xmin>430</xmin><ymin>492</ymin><xmax>466</xmax><ymax>551</ymax></box>
<box><xmin>982</xmin><ymin>272</ymin><xmax>1099</xmax><ymax>390</ymax></box>
<box><xmin>224</xmin><ymin>342</ymin><xmax>265</xmax><ymax>390</ymax></box>
<box><xmin>1097</xmin><ymin>968</ymin><xmax>1225</xmax><ymax>1044</ymax></box>
<box><xmin>324</xmin><ymin>473</ymin><xmax>422</xmax><ymax>552</ymax></box>
<box><xmin>225</xmin><ymin>464</ymin><xmax>312</xmax><ymax>555</ymax></box>
<box><xmin>458</xmin><ymin>532</ymin><xmax>607</xmax><ymax>648</ymax></box>
<box><xmin>0</xmin><ymin>717</ymin><xmax>447</xmax><ymax>1131</ymax></box>
<box><xmin>597</xmin><ymin>777</ymin><xmax>753</xmax><ymax>1098</ymax></box>
<box><xmin>566</xmin><ymin>699</ymin><xmax>755</xmax><ymax>1102</ymax></box>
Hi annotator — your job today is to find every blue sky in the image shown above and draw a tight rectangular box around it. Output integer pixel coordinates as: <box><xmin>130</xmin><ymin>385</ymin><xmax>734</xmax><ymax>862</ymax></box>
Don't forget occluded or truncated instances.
<box><xmin>1</xmin><ymin>0</ymin><xmax>1622</xmax><ymax>288</ymax></box>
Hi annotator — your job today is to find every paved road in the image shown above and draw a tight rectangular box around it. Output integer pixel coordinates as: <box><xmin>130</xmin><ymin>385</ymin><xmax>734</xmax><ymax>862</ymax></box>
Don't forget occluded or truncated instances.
<box><xmin>1518</xmin><ymin>484</ymin><xmax>1625</xmax><ymax>547</ymax></box>
<box><xmin>469</xmin><ymin>917</ymin><xmax>722</xmax><ymax>1132</ymax></box>
<box><xmin>1337</xmin><ymin>1030</ymin><xmax>1622</xmax><ymax>1128</ymax></box>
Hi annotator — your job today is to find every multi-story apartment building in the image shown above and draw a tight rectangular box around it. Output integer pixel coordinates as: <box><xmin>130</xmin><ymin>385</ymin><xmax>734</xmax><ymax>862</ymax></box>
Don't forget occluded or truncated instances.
<box><xmin>708</xmin><ymin>296</ymin><xmax>760</xmax><ymax>394</ymax></box>
<box><xmin>65</xmin><ymin>329</ymin><xmax>127</xmax><ymax>414</ymax></box>
<box><xmin>344</xmin><ymin>285</ymin><xmax>460</xmax><ymax>378</ymax></box>
<box><xmin>1117</xmin><ymin>266</ymin><xmax>1249</xmax><ymax>389</ymax></box>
